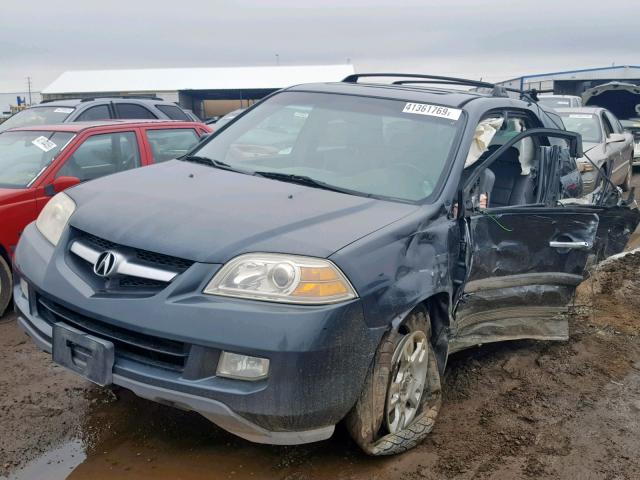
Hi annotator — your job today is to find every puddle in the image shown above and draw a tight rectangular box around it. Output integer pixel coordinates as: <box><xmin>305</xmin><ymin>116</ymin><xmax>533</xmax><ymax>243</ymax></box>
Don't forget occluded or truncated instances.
<box><xmin>7</xmin><ymin>388</ymin><xmax>389</xmax><ymax>480</ymax></box>
<box><xmin>5</xmin><ymin>440</ymin><xmax>86</xmax><ymax>480</ymax></box>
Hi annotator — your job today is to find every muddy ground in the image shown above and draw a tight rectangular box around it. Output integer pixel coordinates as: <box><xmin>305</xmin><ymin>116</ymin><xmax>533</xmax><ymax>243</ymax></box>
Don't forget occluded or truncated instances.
<box><xmin>3</xmin><ymin>207</ymin><xmax>640</xmax><ymax>479</ymax></box>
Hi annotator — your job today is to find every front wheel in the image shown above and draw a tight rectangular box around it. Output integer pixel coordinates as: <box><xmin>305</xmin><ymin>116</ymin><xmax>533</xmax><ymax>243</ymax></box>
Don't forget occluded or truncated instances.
<box><xmin>0</xmin><ymin>255</ymin><xmax>12</xmax><ymax>317</ymax></box>
<box><xmin>345</xmin><ymin>307</ymin><xmax>442</xmax><ymax>456</ymax></box>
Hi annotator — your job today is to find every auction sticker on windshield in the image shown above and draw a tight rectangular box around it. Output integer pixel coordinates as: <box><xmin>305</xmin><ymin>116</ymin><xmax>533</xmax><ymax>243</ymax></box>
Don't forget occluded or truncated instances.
<box><xmin>403</xmin><ymin>103</ymin><xmax>462</xmax><ymax>120</ymax></box>
<box><xmin>54</xmin><ymin>108</ymin><xmax>74</xmax><ymax>114</ymax></box>
<box><xmin>31</xmin><ymin>136</ymin><xmax>57</xmax><ymax>152</ymax></box>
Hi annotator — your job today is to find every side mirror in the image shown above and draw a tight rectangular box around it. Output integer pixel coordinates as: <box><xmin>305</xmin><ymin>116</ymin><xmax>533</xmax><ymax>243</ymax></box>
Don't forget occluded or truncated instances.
<box><xmin>607</xmin><ymin>133</ymin><xmax>626</xmax><ymax>144</ymax></box>
<box><xmin>44</xmin><ymin>176</ymin><xmax>81</xmax><ymax>196</ymax></box>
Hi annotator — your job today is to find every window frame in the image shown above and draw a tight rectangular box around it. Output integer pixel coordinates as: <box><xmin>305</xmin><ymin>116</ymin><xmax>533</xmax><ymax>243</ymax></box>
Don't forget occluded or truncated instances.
<box><xmin>74</xmin><ymin>103</ymin><xmax>112</xmax><ymax>122</ymax></box>
<box><xmin>601</xmin><ymin>112</ymin><xmax>615</xmax><ymax>137</ymax></box>
<box><xmin>144</xmin><ymin>127</ymin><xmax>201</xmax><ymax>163</ymax></box>
<box><xmin>54</xmin><ymin>129</ymin><xmax>142</xmax><ymax>182</ymax></box>
<box><xmin>604</xmin><ymin>110</ymin><xmax>623</xmax><ymax>134</ymax></box>
<box><xmin>113</xmin><ymin>102</ymin><xmax>158</xmax><ymax>120</ymax></box>
<box><xmin>461</xmin><ymin>112</ymin><xmax>563</xmax><ymax>213</ymax></box>
<box><xmin>154</xmin><ymin>104</ymin><xmax>191</xmax><ymax>121</ymax></box>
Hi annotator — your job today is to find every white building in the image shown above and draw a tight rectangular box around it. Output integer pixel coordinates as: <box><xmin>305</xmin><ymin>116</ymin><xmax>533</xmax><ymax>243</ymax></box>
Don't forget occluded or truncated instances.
<box><xmin>42</xmin><ymin>64</ymin><xmax>355</xmax><ymax>119</ymax></box>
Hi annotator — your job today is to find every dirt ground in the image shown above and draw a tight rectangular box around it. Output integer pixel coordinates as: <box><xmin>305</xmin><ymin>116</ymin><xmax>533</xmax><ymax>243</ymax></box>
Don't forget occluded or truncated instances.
<box><xmin>3</xmin><ymin>203</ymin><xmax>640</xmax><ymax>480</ymax></box>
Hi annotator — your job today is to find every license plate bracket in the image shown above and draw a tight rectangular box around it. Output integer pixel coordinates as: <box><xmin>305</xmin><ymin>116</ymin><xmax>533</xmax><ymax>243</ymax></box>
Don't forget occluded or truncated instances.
<box><xmin>52</xmin><ymin>323</ymin><xmax>114</xmax><ymax>386</ymax></box>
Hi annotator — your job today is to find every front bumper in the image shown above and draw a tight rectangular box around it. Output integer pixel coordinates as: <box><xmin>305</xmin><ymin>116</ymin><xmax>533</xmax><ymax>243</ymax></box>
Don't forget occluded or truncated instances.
<box><xmin>14</xmin><ymin>223</ymin><xmax>382</xmax><ymax>445</ymax></box>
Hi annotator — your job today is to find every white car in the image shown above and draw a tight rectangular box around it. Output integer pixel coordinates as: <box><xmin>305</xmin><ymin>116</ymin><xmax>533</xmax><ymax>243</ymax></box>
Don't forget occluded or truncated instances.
<box><xmin>538</xmin><ymin>95</ymin><xmax>582</xmax><ymax>109</ymax></box>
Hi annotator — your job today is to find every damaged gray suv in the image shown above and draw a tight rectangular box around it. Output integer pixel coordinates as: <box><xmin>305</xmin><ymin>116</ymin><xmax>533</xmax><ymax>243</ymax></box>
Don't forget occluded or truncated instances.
<box><xmin>13</xmin><ymin>74</ymin><xmax>640</xmax><ymax>456</ymax></box>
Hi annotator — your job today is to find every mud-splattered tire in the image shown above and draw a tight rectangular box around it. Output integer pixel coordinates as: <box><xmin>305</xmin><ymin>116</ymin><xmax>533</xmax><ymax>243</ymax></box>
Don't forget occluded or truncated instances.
<box><xmin>345</xmin><ymin>307</ymin><xmax>442</xmax><ymax>456</ymax></box>
<box><xmin>0</xmin><ymin>255</ymin><xmax>12</xmax><ymax>317</ymax></box>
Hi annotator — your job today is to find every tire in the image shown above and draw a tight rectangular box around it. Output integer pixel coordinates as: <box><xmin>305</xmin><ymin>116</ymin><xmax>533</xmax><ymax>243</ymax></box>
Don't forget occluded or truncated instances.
<box><xmin>0</xmin><ymin>255</ymin><xmax>12</xmax><ymax>317</ymax></box>
<box><xmin>345</xmin><ymin>307</ymin><xmax>442</xmax><ymax>456</ymax></box>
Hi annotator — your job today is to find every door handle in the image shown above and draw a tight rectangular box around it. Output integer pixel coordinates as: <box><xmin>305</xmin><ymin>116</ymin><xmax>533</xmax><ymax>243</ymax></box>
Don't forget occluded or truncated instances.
<box><xmin>549</xmin><ymin>240</ymin><xmax>592</xmax><ymax>250</ymax></box>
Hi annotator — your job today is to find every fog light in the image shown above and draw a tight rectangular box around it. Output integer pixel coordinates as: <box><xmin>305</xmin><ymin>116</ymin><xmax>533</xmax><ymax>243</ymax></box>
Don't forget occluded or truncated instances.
<box><xmin>216</xmin><ymin>351</ymin><xmax>270</xmax><ymax>381</ymax></box>
<box><xmin>20</xmin><ymin>278</ymin><xmax>29</xmax><ymax>300</ymax></box>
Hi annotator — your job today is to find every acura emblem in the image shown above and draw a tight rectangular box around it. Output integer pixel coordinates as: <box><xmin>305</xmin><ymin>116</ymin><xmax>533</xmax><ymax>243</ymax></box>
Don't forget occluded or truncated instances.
<box><xmin>94</xmin><ymin>251</ymin><xmax>117</xmax><ymax>277</ymax></box>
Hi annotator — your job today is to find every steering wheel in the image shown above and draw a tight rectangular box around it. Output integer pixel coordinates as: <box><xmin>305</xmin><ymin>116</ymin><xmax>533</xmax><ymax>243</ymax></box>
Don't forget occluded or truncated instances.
<box><xmin>394</xmin><ymin>162</ymin><xmax>424</xmax><ymax>178</ymax></box>
<box><xmin>394</xmin><ymin>162</ymin><xmax>434</xmax><ymax>196</ymax></box>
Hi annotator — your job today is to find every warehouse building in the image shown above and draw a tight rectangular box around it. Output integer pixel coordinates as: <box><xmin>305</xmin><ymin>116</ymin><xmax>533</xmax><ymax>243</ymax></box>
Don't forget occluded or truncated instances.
<box><xmin>41</xmin><ymin>64</ymin><xmax>355</xmax><ymax>119</ymax></box>
<box><xmin>496</xmin><ymin>65</ymin><xmax>640</xmax><ymax>96</ymax></box>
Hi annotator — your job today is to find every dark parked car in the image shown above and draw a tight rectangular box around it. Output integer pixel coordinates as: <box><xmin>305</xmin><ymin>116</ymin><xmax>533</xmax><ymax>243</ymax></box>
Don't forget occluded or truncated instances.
<box><xmin>13</xmin><ymin>74</ymin><xmax>639</xmax><ymax>456</ymax></box>
<box><xmin>0</xmin><ymin>97</ymin><xmax>195</xmax><ymax>132</ymax></box>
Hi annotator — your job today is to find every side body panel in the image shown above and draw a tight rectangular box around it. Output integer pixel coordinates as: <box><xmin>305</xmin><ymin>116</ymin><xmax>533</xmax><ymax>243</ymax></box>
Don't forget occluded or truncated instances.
<box><xmin>451</xmin><ymin>209</ymin><xmax>599</xmax><ymax>352</ymax></box>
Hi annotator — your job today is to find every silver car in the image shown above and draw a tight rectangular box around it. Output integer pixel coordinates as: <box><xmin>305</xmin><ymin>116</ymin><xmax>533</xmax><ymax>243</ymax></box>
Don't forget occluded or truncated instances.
<box><xmin>557</xmin><ymin>107</ymin><xmax>635</xmax><ymax>193</ymax></box>
<box><xmin>539</xmin><ymin>95</ymin><xmax>583</xmax><ymax>109</ymax></box>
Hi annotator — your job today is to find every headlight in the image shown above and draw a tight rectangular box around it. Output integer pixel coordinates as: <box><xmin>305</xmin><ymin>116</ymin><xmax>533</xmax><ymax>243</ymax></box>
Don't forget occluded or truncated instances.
<box><xmin>36</xmin><ymin>192</ymin><xmax>76</xmax><ymax>246</ymax></box>
<box><xmin>204</xmin><ymin>253</ymin><xmax>357</xmax><ymax>304</ymax></box>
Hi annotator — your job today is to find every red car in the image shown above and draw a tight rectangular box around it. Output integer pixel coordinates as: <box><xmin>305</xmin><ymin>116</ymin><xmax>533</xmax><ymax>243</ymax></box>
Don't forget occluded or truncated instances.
<box><xmin>0</xmin><ymin>120</ymin><xmax>212</xmax><ymax>314</ymax></box>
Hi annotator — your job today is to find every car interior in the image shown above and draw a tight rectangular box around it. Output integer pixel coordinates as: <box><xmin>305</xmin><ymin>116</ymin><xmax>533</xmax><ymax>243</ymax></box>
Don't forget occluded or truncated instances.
<box><xmin>464</xmin><ymin>117</ymin><xmax>544</xmax><ymax>209</ymax></box>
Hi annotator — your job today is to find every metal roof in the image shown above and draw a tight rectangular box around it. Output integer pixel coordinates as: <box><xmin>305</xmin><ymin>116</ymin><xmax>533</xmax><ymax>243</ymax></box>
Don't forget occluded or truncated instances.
<box><xmin>42</xmin><ymin>65</ymin><xmax>355</xmax><ymax>94</ymax></box>
<box><xmin>499</xmin><ymin>65</ymin><xmax>640</xmax><ymax>85</ymax></box>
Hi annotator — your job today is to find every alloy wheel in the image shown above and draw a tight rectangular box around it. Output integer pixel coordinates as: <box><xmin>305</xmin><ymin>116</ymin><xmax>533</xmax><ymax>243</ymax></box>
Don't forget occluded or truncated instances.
<box><xmin>385</xmin><ymin>330</ymin><xmax>429</xmax><ymax>433</ymax></box>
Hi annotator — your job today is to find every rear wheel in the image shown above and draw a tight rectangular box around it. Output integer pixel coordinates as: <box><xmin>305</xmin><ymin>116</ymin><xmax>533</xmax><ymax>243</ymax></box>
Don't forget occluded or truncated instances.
<box><xmin>0</xmin><ymin>255</ymin><xmax>12</xmax><ymax>317</ymax></box>
<box><xmin>345</xmin><ymin>307</ymin><xmax>442</xmax><ymax>456</ymax></box>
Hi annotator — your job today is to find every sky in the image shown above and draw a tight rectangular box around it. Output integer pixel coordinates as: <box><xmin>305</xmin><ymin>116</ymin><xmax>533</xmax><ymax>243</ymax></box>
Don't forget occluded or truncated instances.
<box><xmin>1</xmin><ymin>0</ymin><xmax>639</xmax><ymax>93</ymax></box>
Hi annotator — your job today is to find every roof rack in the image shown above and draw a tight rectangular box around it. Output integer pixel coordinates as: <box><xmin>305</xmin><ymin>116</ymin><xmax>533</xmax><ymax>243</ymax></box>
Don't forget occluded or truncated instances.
<box><xmin>39</xmin><ymin>95</ymin><xmax>165</xmax><ymax>104</ymax></box>
<box><xmin>341</xmin><ymin>73</ymin><xmax>534</xmax><ymax>99</ymax></box>
<box><xmin>80</xmin><ymin>95</ymin><xmax>164</xmax><ymax>102</ymax></box>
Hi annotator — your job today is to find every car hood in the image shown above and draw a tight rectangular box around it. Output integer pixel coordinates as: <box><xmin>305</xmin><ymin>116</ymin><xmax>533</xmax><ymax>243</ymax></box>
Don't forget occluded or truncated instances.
<box><xmin>66</xmin><ymin>161</ymin><xmax>419</xmax><ymax>263</ymax></box>
<box><xmin>582</xmin><ymin>82</ymin><xmax>640</xmax><ymax>105</ymax></box>
<box><xmin>582</xmin><ymin>82</ymin><xmax>640</xmax><ymax>120</ymax></box>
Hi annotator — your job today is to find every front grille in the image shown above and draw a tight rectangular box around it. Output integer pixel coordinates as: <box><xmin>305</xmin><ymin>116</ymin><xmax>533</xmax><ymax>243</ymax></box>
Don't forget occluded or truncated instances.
<box><xmin>80</xmin><ymin>231</ymin><xmax>193</xmax><ymax>274</ymax></box>
<box><xmin>70</xmin><ymin>230</ymin><xmax>194</xmax><ymax>293</ymax></box>
<box><xmin>38</xmin><ymin>296</ymin><xmax>189</xmax><ymax>371</ymax></box>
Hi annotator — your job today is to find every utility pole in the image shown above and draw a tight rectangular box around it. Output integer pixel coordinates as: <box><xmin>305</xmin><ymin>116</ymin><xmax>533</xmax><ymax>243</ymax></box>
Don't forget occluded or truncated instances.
<box><xmin>26</xmin><ymin>76</ymin><xmax>32</xmax><ymax>105</ymax></box>
<box><xmin>275</xmin><ymin>54</ymin><xmax>280</xmax><ymax>66</ymax></box>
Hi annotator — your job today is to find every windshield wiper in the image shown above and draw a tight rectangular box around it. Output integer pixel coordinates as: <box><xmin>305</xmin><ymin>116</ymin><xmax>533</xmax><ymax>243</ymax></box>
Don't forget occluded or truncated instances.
<box><xmin>253</xmin><ymin>171</ymin><xmax>363</xmax><ymax>196</ymax></box>
<box><xmin>181</xmin><ymin>155</ymin><xmax>230</xmax><ymax>168</ymax></box>
<box><xmin>181</xmin><ymin>155</ymin><xmax>251</xmax><ymax>174</ymax></box>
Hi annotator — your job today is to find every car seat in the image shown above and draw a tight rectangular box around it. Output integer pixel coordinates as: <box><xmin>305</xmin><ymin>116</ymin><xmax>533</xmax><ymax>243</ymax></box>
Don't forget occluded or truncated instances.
<box><xmin>487</xmin><ymin>146</ymin><xmax>536</xmax><ymax>207</ymax></box>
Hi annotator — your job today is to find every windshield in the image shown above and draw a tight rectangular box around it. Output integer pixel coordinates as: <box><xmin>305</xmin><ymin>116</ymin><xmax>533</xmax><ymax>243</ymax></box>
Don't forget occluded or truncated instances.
<box><xmin>194</xmin><ymin>92</ymin><xmax>462</xmax><ymax>202</ymax></box>
<box><xmin>0</xmin><ymin>131</ymin><xmax>75</xmax><ymax>188</ymax></box>
<box><xmin>558</xmin><ymin>113</ymin><xmax>603</xmax><ymax>143</ymax></box>
<box><xmin>0</xmin><ymin>106</ymin><xmax>75</xmax><ymax>132</ymax></box>
<box><xmin>538</xmin><ymin>97</ymin><xmax>573</xmax><ymax>108</ymax></box>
